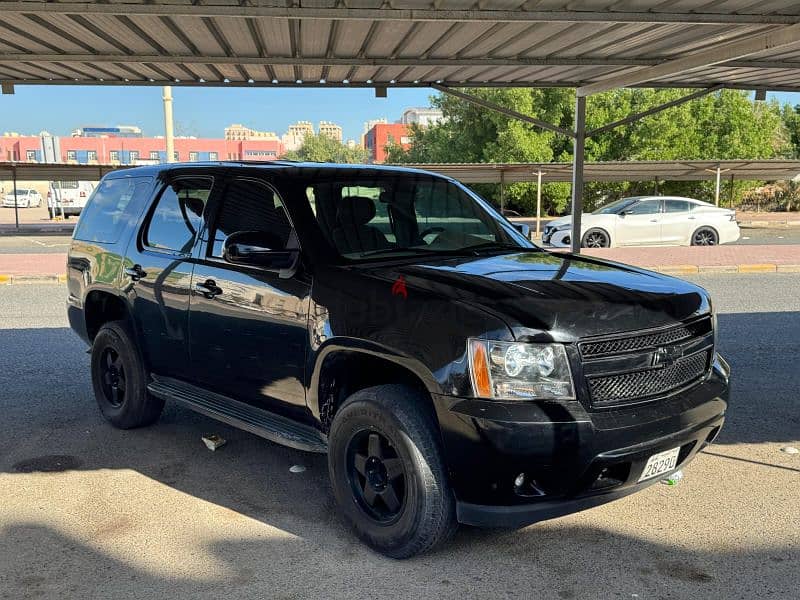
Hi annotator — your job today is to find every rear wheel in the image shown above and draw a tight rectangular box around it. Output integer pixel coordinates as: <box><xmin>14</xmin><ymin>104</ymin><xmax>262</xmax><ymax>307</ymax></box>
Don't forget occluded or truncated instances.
<box><xmin>581</xmin><ymin>228</ymin><xmax>610</xmax><ymax>248</ymax></box>
<box><xmin>328</xmin><ymin>384</ymin><xmax>457</xmax><ymax>558</ymax></box>
<box><xmin>691</xmin><ymin>227</ymin><xmax>718</xmax><ymax>246</ymax></box>
<box><xmin>91</xmin><ymin>321</ymin><xmax>163</xmax><ymax>429</ymax></box>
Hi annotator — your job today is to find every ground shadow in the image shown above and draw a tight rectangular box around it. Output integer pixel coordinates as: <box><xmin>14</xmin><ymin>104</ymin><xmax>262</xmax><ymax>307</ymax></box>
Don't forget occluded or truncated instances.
<box><xmin>0</xmin><ymin>314</ymin><xmax>798</xmax><ymax>598</ymax></box>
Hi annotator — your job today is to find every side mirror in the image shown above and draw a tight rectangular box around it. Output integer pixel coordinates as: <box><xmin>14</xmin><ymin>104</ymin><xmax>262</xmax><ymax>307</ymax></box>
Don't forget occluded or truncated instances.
<box><xmin>513</xmin><ymin>223</ymin><xmax>531</xmax><ymax>239</ymax></box>
<box><xmin>223</xmin><ymin>230</ymin><xmax>299</xmax><ymax>278</ymax></box>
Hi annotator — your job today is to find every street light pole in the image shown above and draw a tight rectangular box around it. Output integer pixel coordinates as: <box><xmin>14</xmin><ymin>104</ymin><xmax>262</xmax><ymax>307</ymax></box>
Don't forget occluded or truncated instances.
<box><xmin>163</xmin><ymin>86</ymin><xmax>175</xmax><ymax>163</ymax></box>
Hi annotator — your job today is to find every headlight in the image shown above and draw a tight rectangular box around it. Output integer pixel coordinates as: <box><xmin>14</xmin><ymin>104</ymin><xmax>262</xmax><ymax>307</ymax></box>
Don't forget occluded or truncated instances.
<box><xmin>468</xmin><ymin>339</ymin><xmax>575</xmax><ymax>400</ymax></box>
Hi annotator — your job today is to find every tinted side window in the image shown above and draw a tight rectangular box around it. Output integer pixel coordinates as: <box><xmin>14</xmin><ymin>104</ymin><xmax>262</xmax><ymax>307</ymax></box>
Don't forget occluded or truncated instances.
<box><xmin>626</xmin><ymin>200</ymin><xmax>661</xmax><ymax>215</ymax></box>
<box><xmin>74</xmin><ymin>177</ymin><xmax>151</xmax><ymax>243</ymax></box>
<box><xmin>210</xmin><ymin>179</ymin><xmax>292</xmax><ymax>258</ymax></box>
<box><xmin>144</xmin><ymin>178</ymin><xmax>212</xmax><ymax>253</ymax></box>
<box><xmin>665</xmin><ymin>200</ymin><xmax>690</xmax><ymax>213</ymax></box>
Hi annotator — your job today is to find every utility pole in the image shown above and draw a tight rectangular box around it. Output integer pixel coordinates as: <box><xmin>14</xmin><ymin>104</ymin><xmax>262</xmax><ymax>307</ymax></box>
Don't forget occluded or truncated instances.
<box><xmin>163</xmin><ymin>86</ymin><xmax>175</xmax><ymax>163</ymax></box>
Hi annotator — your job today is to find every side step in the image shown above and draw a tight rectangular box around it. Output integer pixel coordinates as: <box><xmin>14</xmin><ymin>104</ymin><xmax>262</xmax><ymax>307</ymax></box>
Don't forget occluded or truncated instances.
<box><xmin>148</xmin><ymin>377</ymin><xmax>328</xmax><ymax>453</ymax></box>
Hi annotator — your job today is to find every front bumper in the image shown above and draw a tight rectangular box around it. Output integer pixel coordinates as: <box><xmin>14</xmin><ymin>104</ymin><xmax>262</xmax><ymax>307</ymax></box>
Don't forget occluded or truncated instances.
<box><xmin>432</xmin><ymin>353</ymin><xmax>730</xmax><ymax>528</ymax></box>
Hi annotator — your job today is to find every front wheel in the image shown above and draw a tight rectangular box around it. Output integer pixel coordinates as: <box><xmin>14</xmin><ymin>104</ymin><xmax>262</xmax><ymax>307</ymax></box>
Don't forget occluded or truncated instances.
<box><xmin>581</xmin><ymin>228</ymin><xmax>610</xmax><ymax>248</ymax></box>
<box><xmin>328</xmin><ymin>385</ymin><xmax>457</xmax><ymax>558</ymax></box>
<box><xmin>691</xmin><ymin>227</ymin><xmax>718</xmax><ymax>246</ymax></box>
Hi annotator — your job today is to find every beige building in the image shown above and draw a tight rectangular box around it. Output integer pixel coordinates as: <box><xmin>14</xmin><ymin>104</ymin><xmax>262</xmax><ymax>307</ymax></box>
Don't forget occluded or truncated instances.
<box><xmin>225</xmin><ymin>123</ymin><xmax>280</xmax><ymax>142</ymax></box>
<box><xmin>318</xmin><ymin>121</ymin><xmax>343</xmax><ymax>143</ymax></box>
<box><xmin>282</xmin><ymin>121</ymin><xmax>314</xmax><ymax>151</ymax></box>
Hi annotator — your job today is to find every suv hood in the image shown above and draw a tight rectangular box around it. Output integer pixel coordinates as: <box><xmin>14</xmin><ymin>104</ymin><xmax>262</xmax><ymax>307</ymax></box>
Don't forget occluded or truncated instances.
<box><xmin>360</xmin><ymin>250</ymin><xmax>710</xmax><ymax>341</ymax></box>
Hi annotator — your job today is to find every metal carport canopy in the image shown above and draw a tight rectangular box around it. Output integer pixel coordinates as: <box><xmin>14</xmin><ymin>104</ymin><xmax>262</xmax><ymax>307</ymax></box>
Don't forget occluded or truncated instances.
<box><xmin>1</xmin><ymin>1</ymin><xmax>800</xmax><ymax>91</ymax></box>
<box><xmin>409</xmin><ymin>160</ymin><xmax>800</xmax><ymax>184</ymax></box>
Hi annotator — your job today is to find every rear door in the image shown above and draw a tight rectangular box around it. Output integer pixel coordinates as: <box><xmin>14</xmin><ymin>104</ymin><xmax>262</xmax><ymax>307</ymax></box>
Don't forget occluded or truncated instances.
<box><xmin>188</xmin><ymin>175</ymin><xmax>310</xmax><ymax>417</ymax></box>
<box><xmin>660</xmin><ymin>199</ymin><xmax>693</xmax><ymax>244</ymax></box>
<box><xmin>125</xmin><ymin>175</ymin><xmax>214</xmax><ymax>379</ymax></box>
<box><xmin>615</xmin><ymin>199</ymin><xmax>662</xmax><ymax>245</ymax></box>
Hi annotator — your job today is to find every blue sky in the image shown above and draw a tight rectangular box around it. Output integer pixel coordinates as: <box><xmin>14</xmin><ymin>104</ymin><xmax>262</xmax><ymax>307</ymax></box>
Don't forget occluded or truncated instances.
<box><xmin>0</xmin><ymin>85</ymin><xmax>434</xmax><ymax>141</ymax></box>
<box><xmin>1</xmin><ymin>86</ymin><xmax>798</xmax><ymax>141</ymax></box>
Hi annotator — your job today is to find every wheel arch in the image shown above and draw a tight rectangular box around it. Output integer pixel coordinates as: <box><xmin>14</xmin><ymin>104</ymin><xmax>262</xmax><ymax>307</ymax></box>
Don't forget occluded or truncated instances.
<box><xmin>83</xmin><ymin>289</ymin><xmax>133</xmax><ymax>342</ymax></box>
<box><xmin>310</xmin><ymin>343</ymin><xmax>440</xmax><ymax>433</ymax></box>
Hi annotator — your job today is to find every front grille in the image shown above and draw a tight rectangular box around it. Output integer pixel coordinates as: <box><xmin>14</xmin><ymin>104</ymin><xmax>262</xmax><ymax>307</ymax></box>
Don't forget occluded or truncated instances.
<box><xmin>579</xmin><ymin>317</ymin><xmax>711</xmax><ymax>358</ymax></box>
<box><xmin>587</xmin><ymin>350</ymin><xmax>711</xmax><ymax>406</ymax></box>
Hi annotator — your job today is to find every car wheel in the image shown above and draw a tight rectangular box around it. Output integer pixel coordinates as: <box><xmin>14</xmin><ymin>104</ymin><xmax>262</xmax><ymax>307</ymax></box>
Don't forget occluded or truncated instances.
<box><xmin>328</xmin><ymin>384</ymin><xmax>457</xmax><ymax>559</ymax></box>
<box><xmin>691</xmin><ymin>227</ymin><xmax>718</xmax><ymax>246</ymax></box>
<box><xmin>91</xmin><ymin>321</ymin><xmax>164</xmax><ymax>429</ymax></box>
<box><xmin>581</xmin><ymin>228</ymin><xmax>610</xmax><ymax>248</ymax></box>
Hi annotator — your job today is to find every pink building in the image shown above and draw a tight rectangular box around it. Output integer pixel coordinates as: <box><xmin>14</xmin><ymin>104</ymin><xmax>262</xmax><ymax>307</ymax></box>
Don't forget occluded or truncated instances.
<box><xmin>1</xmin><ymin>135</ymin><xmax>285</xmax><ymax>165</ymax></box>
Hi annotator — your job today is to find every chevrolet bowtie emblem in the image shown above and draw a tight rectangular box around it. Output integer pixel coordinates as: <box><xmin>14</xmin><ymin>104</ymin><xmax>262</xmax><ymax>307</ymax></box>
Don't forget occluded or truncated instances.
<box><xmin>652</xmin><ymin>345</ymin><xmax>684</xmax><ymax>368</ymax></box>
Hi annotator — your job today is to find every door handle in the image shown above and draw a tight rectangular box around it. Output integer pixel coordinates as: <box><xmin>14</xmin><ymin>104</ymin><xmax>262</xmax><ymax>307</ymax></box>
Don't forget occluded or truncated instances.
<box><xmin>124</xmin><ymin>264</ymin><xmax>147</xmax><ymax>281</ymax></box>
<box><xmin>649</xmin><ymin>219</ymin><xmax>659</xmax><ymax>222</ymax></box>
<box><xmin>688</xmin><ymin>216</ymin><xmax>696</xmax><ymax>220</ymax></box>
<box><xmin>195</xmin><ymin>279</ymin><xmax>223</xmax><ymax>299</ymax></box>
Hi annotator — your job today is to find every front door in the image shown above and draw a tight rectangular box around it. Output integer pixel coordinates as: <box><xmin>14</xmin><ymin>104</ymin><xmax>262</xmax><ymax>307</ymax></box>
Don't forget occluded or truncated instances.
<box><xmin>616</xmin><ymin>198</ymin><xmax>662</xmax><ymax>246</ymax></box>
<box><xmin>189</xmin><ymin>176</ymin><xmax>310</xmax><ymax>418</ymax></box>
<box><xmin>125</xmin><ymin>175</ymin><xmax>213</xmax><ymax>379</ymax></box>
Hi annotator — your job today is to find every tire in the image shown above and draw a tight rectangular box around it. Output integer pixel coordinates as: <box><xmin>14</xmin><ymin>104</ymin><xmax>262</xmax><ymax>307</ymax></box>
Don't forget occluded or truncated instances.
<box><xmin>581</xmin><ymin>228</ymin><xmax>610</xmax><ymax>248</ymax></box>
<box><xmin>328</xmin><ymin>384</ymin><xmax>457</xmax><ymax>559</ymax></box>
<box><xmin>691</xmin><ymin>226</ymin><xmax>718</xmax><ymax>246</ymax></box>
<box><xmin>90</xmin><ymin>320</ymin><xmax>164</xmax><ymax>429</ymax></box>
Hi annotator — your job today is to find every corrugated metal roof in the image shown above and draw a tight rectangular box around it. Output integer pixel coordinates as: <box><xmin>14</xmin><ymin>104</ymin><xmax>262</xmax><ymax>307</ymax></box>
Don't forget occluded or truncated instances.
<box><xmin>2</xmin><ymin>159</ymin><xmax>798</xmax><ymax>183</ymax></box>
<box><xmin>1</xmin><ymin>1</ymin><xmax>799</xmax><ymax>91</ymax></box>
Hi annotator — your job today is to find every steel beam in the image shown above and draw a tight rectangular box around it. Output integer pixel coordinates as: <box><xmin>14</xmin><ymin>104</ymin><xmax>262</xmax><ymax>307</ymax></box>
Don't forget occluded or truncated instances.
<box><xmin>432</xmin><ymin>84</ymin><xmax>573</xmax><ymax>137</ymax></box>
<box><xmin>586</xmin><ymin>85</ymin><xmax>724</xmax><ymax>137</ymax></box>
<box><xmin>570</xmin><ymin>96</ymin><xmax>586</xmax><ymax>254</ymax></box>
<box><xmin>577</xmin><ymin>24</ymin><xmax>800</xmax><ymax>96</ymax></box>
<box><xmin>3</xmin><ymin>4</ymin><xmax>800</xmax><ymax>25</ymax></box>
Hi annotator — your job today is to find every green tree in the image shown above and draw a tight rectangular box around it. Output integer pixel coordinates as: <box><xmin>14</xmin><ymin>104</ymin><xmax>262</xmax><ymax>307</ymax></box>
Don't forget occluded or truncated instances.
<box><xmin>781</xmin><ymin>104</ymin><xmax>800</xmax><ymax>158</ymax></box>
<box><xmin>282</xmin><ymin>134</ymin><xmax>368</xmax><ymax>163</ymax></box>
<box><xmin>389</xmin><ymin>88</ymin><xmax>790</xmax><ymax>214</ymax></box>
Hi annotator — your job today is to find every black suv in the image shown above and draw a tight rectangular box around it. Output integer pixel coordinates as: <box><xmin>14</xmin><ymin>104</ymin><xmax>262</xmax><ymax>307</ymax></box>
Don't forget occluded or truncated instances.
<box><xmin>67</xmin><ymin>162</ymin><xmax>730</xmax><ymax>558</ymax></box>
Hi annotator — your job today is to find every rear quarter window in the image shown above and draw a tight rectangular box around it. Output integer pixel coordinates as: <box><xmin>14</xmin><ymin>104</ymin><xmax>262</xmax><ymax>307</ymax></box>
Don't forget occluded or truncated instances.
<box><xmin>73</xmin><ymin>177</ymin><xmax>152</xmax><ymax>244</ymax></box>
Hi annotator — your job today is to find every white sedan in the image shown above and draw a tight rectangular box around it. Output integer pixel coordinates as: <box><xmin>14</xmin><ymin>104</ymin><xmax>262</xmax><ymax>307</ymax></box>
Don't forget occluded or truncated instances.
<box><xmin>3</xmin><ymin>188</ymin><xmax>43</xmax><ymax>208</ymax></box>
<box><xmin>542</xmin><ymin>196</ymin><xmax>740</xmax><ymax>248</ymax></box>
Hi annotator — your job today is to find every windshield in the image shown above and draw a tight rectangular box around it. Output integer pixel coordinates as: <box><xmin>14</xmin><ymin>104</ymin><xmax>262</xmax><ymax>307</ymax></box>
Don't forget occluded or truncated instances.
<box><xmin>306</xmin><ymin>174</ymin><xmax>532</xmax><ymax>260</ymax></box>
<box><xmin>592</xmin><ymin>197</ymin><xmax>641</xmax><ymax>214</ymax></box>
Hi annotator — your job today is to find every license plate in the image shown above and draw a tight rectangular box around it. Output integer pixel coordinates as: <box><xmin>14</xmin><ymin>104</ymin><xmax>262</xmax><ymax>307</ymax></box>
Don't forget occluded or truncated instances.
<box><xmin>638</xmin><ymin>447</ymin><xmax>680</xmax><ymax>482</ymax></box>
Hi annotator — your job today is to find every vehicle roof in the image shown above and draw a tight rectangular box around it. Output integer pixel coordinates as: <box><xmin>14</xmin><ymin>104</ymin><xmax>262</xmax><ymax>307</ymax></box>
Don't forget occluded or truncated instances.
<box><xmin>621</xmin><ymin>195</ymin><xmax>716</xmax><ymax>206</ymax></box>
<box><xmin>105</xmin><ymin>161</ymin><xmax>449</xmax><ymax>180</ymax></box>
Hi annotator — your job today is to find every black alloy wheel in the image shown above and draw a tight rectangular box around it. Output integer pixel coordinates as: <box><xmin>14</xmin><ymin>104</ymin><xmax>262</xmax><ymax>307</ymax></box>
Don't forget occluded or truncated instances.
<box><xmin>347</xmin><ymin>430</ymin><xmax>407</xmax><ymax>523</ymax></box>
<box><xmin>692</xmin><ymin>227</ymin><xmax>718</xmax><ymax>246</ymax></box>
<box><xmin>582</xmin><ymin>229</ymin><xmax>610</xmax><ymax>248</ymax></box>
<box><xmin>99</xmin><ymin>347</ymin><xmax>126</xmax><ymax>407</ymax></box>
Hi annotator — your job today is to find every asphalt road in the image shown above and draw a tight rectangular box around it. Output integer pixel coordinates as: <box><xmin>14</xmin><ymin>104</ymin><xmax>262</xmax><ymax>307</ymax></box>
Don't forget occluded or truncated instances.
<box><xmin>0</xmin><ymin>276</ymin><xmax>798</xmax><ymax>599</ymax></box>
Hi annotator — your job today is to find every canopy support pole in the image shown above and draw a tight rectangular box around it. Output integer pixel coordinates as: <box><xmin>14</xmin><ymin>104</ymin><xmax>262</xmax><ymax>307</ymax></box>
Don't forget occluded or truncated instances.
<box><xmin>571</xmin><ymin>96</ymin><xmax>586</xmax><ymax>254</ymax></box>
<box><xmin>715</xmin><ymin>166</ymin><xmax>721</xmax><ymax>206</ymax></box>
<box><xmin>163</xmin><ymin>86</ymin><xmax>175</xmax><ymax>163</ymax></box>
<box><xmin>536</xmin><ymin>169</ymin><xmax>543</xmax><ymax>238</ymax></box>
<box><xmin>12</xmin><ymin>164</ymin><xmax>19</xmax><ymax>230</ymax></box>
<box><xmin>499</xmin><ymin>170</ymin><xmax>505</xmax><ymax>213</ymax></box>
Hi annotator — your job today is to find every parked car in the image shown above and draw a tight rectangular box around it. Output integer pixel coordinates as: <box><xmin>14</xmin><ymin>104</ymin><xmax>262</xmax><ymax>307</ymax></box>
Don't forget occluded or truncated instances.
<box><xmin>48</xmin><ymin>180</ymin><xmax>97</xmax><ymax>218</ymax></box>
<box><xmin>3</xmin><ymin>188</ymin><xmax>43</xmax><ymax>208</ymax></box>
<box><xmin>67</xmin><ymin>163</ymin><xmax>730</xmax><ymax>558</ymax></box>
<box><xmin>543</xmin><ymin>196</ymin><xmax>740</xmax><ymax>248</ymax></box>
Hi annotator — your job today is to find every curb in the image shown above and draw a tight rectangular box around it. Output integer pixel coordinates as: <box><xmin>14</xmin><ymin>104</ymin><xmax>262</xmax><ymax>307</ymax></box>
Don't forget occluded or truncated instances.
<box><xmin>0</xmin><ymin>274</ymin><xmax>66</xmax><ymax>284</ymax></box>
<box><xmin>651</xmin><ymin>263</ymin><xmax>798</xmax><ymax>274</ymax></box>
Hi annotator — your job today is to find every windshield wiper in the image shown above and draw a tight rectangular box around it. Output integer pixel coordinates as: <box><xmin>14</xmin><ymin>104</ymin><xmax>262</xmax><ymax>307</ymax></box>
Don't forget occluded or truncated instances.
<box><xmin>356</xmin><ymin>246</ymin><xmax>437</xmax><ymax>258</ymax></box>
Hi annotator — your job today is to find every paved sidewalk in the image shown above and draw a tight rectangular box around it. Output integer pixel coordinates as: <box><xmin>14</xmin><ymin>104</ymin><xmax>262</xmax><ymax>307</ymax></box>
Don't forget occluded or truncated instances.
<box><xmin>1</xmin><ymin>245</ymin><xmax>798</xmax><ymax>283</ymax></box>
<box><xmin>581</xmin><ymin>244</ymin><xmax>800</xmax><ymax>274</ymax></box>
